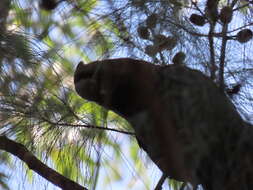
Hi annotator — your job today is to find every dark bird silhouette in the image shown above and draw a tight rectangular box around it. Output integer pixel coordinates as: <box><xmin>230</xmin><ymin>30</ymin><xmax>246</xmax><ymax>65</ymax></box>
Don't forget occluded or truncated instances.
<box><xmin>74</xmin><ymin>58</ymin><xmax>252</xmax><ymax>190</ymax></box>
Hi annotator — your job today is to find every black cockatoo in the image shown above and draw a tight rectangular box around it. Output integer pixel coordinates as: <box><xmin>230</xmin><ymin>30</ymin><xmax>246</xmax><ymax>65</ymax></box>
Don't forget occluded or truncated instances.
<box><xmin>74</xmin><ymin>58</ymin><xmax>252</xmax><ymax>190</ymax></box>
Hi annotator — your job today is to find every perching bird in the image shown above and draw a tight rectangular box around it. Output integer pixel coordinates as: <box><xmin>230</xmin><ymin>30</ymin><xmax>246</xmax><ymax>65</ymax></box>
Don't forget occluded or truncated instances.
<box><xmin>74</xmin><ymin>58</ymin><xmax>252</xmax><ymax>190</ymax></box>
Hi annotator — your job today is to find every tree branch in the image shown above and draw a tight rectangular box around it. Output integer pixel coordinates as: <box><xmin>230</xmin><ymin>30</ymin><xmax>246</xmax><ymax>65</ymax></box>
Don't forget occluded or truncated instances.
<box><xmin>41</xmin><ymin>116</ymin><xmax>135</xmax><ymax>136</ymax></box>
<box><xmin>208</xmin><ymin>23</ymin><xmax>217</xmax><ymax>80</ymax></box>
<box><xmin>218</xmin><ymin>23</ymin><xmax>228</xmax><ymax>90</ymax></box>
<box><xmin>219</xmin><ymin>0</ymin><xmax>238</xmax><ymax>89</ymax></box>
<box><xmin>154</xmin><ymin>173</ymin><xmax>167</xmax><ymax>190</ymax></box>
<box><xmin>0</xmin><ymin>136</ymin><xmax>88</xmax><ymax>190</ymax></box>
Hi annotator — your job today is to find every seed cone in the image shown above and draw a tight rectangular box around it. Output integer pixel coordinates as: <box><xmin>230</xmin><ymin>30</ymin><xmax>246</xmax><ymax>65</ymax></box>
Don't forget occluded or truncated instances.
<box><xmin>40</xmin><ymin>0</ymin><xmax>57</xmax><ymax>10</ymax></box>
<box><xmin>190</xmin><ymin>14</ymin><xmax>206</xmax><ymax>26</ymax></box>
<box><xmin>154</xmin><ymin>35</ymin><xmax>177</xmax><ymax>51</ymax></box>
<box><xmin>145</xmin><ymin>45</ymin><xmax>158</xmax><ymax>56</ymax></box>
<box><xmin>237</xmin><ymin>29</ymin><xmax>253</xmax><ymax>43</ymax></box>
<box><xmin>172</xmin><ymin>52</ymin><xmax>186</xmax><ymax>65</ymax></box>
<box><xmin>220</xmin><ymin>6</ymin><xmax>233</xmax><ymax>24</ymax></box>
<box><xmin>137</xmin><ymin>26</ymin><xmax>150</xmax><ymax>39</ymax></box>
<box><xmin>146</xmin><ymin>14</ymin><xmax>158</xmax><ymax>28</ymax></box>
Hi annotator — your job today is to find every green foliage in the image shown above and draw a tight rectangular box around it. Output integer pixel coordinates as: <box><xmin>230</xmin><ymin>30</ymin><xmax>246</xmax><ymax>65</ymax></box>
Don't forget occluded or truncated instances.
<box><xmin>0</xmin><ymin>173</ymin><xmax>10</xmax><ymax>190</ymax></box>
<box><xmin>0</xmin><ymin>151</ymin><xmax>11</xmax><ymax>190</ymax></box>
<box><xmin>169</xmin><ymin>180</ymin><xmax>185</xmax><ymax>190</ymax></box>
<box><xmin>0</xmin><ymin>0</ymin><xmax>130</xmax><ymax>188</ymax></box>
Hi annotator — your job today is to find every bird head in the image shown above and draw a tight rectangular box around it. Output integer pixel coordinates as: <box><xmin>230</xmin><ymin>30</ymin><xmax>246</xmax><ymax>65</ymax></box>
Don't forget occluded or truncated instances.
<box><xmin>74</xmin><ymin>58</ymin><xmax>158</xmax><ymax>117</ymax></box>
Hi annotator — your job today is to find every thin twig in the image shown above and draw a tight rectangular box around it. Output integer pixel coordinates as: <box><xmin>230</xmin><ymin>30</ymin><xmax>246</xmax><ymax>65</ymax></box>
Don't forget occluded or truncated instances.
<box><xmin>218</xmin><ymin>23</ymin><xmax>228</xmax><ymax>90</ymax></box>
<box><xmin>233</xmin><ymin>1</ymin><xmax>252</xmax><ymax>11</ymax></box>
<box><xmin>208</xmin><ymin>23</ymin><xmax>216</xmax><ymax>80</ymax></box>
<box><xmin>42</xmin><ymin>117</ymin><xmax>135</xmax><ymax>136</ymax></box>
<box><xmin>179</xmin><ymin>182</ymin><xmax>187</xmax><ymax>190</ymax></box>
<box><xmin>154</xmin><ymin>173</ymin><xmax>167</xmax><ymax>190</ymax></box>
<box><xmin>219</xmin><ymin>0</ymin><xmax>238</xmax><ymax>89</ymax></box>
